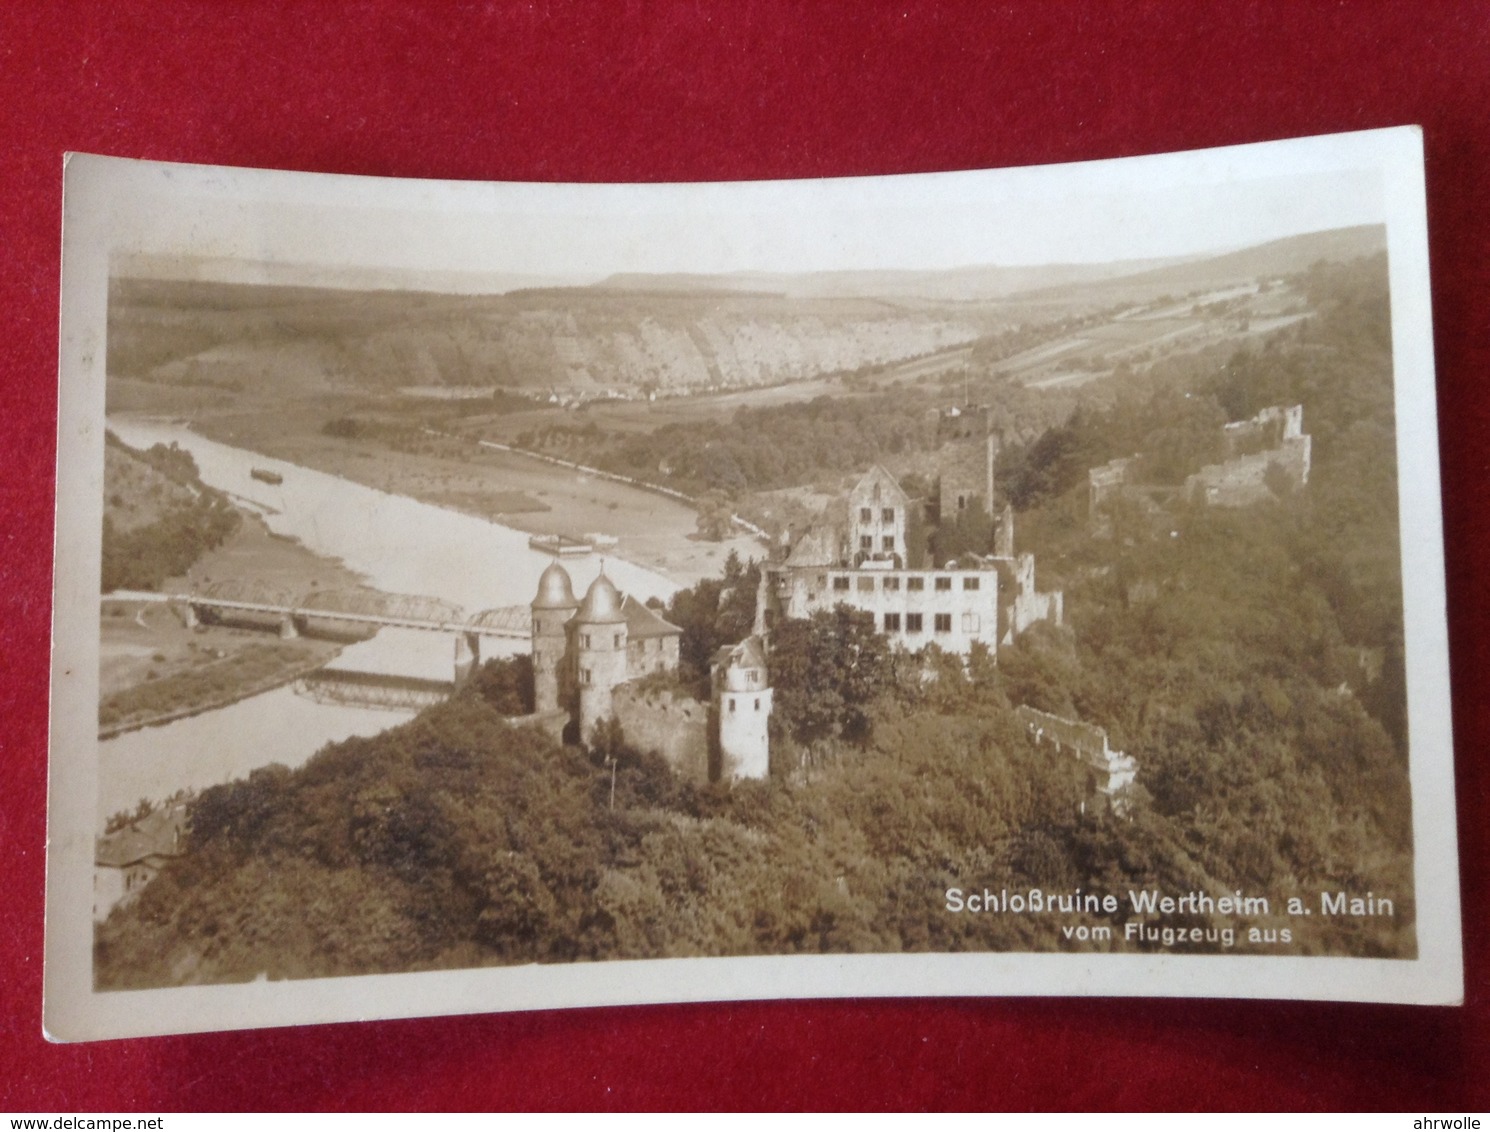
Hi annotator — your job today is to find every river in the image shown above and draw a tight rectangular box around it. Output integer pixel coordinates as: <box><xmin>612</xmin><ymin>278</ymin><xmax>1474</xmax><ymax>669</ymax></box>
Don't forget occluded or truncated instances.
<box><xmin>98</xmin><ymin>418</ymin><xmax>681</xmax><ymax>828</ymax></box>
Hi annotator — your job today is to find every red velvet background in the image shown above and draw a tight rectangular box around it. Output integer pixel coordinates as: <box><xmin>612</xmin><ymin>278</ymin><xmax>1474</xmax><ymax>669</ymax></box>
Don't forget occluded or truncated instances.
<box><xmin>2</xmin><ymin>1</ymin><xmax>1486</xmax><ymax>1111</ymax></box>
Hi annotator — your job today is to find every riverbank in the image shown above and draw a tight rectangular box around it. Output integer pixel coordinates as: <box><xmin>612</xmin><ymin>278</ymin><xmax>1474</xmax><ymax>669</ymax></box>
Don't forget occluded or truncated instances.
<box><xmin>186</xmin><ymin>407</ymin><xmax>763</xmax><ymax>586</ymax></box>
<box><xmin>100</xmin><ymin>510</ymin><xmax>375</xmax><ymax>735</ymax></box>
<box><xmin>99</xmin><ymin>640</ymin><xmax>337</xmax><ymax>739</ymax></box>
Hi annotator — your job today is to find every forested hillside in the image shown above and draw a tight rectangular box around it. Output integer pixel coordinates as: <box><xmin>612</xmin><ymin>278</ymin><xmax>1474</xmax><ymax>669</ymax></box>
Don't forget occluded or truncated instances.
<box><xmin>101</xmin><ymin>433</ymin><xmax>241</xmax><ymax>592</ymax></box>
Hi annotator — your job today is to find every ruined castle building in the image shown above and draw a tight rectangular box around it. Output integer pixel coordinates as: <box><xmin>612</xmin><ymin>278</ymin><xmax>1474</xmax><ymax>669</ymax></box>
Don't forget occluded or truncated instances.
<box><xmin>713</xmin><ymin>636</ymin><xmax>772</xmax><ymax>780</ymax></box>
<box><xmin>531</xmin><ymin>560</ymin><xmax>580</xmax><ymax>714</ymax></box>
<box><xmin>1088</xmin><ymin>456</ymin><xmax>1137</xmax><ymax>512</ymax></box>
<box><xmin>759</xmin><ymin>462</ymin><xmax>1021</xmax><ymax>656</ymax></box>
<box><xmin>935</xmin><ymin>404</ymin><xmax>999</xmax><ymax>521</ymax></box>
<box><xmin>1000</xmin><ymin>553</ymin><xmax>1063</xmax><ymax>644</ymax></box>
<box><xmin>1185</xmin><ymin>404</ymin><xmax>1312</xmax><ymax>506</ymax></box>
<box><xmin>766</xmin><ymin>564</ymin><xmax>1001</xmax><ymax>656</ymax></box>
<box><xmin>1016</xmin><ymin>704</ymin><xmax>1138</xmax><ymax>815</ymax></box>
<box><xmin>849</xmin><ymin>465</ymin><xmax>909</xmax><ymax>565</ymax></box>
<box><xmin>995</xmin><ymin>502</ymin><xmax>1015</xmax><ymax>559</ymax></box>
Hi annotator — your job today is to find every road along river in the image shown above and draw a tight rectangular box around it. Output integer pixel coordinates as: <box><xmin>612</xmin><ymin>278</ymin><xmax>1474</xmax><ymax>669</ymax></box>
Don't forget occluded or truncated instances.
<box><xmin>98</xmin><ymin>418</ymin><xmax>681</xmax><ymax>829</ymax></box>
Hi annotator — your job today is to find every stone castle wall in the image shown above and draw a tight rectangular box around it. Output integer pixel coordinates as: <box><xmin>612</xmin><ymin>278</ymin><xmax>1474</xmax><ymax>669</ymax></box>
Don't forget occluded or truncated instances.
<box><xmin>1185</xmin><ymin>435</ymin><xmax>1311</xmax><ymax>506</ymax></box>
<box><xmin>612</xmin><ymin>683</ymin><xmax>710</xmax><ymax>783</ymax></box>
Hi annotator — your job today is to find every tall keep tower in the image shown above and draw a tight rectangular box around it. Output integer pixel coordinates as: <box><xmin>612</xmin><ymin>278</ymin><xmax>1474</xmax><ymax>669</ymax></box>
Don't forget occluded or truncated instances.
<box><xmin>713</xmin><ymin>636</ymin><xmax>771</xmax><ymax>780</ymax></box>
<box><xmin>531</xmin><ymin>560</ymin><xmax>579</xmax><ymax>713</ymax></box>
<box><xmin>574</xmin><ymin>571</ymin><xmax>628</xmax><ymax>742</ymax></box>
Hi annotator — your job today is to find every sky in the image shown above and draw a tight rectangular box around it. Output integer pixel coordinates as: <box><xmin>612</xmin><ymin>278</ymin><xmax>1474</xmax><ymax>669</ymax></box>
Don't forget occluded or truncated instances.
<box><xmin>77</xmin><ymin>129</ymin><xmax>1411</xmax><ymax>292</ymax></box>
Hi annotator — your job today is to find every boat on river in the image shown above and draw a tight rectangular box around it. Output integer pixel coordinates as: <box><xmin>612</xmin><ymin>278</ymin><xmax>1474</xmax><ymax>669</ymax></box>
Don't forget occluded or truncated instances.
<box><xmin>250</xmin><ymin>467</ymin><xmax>284</xmax><ymax>485</ymax></box>
<box><xmin>528</xmin><ymin>533</ymin><xmax>594</xmax><ymax>557</ymax></box>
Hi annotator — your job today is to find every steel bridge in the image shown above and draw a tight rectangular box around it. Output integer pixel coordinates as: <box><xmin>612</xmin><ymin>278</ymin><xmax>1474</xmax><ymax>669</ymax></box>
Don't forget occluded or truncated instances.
<box><xmin>103</xmin><ymin>586</ymin><xmax>532</xmax><ymax>685</ymax></box>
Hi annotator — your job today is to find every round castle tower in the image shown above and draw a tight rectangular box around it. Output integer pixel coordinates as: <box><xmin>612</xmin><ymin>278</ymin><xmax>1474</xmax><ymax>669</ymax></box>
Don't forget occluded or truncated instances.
<box><xmin>715</xmin><ymin>636</ymin><xmax>771</xmax><ymax>780</ymax></box>
<box><xmin>531</xmin><ymin>560</ymin><xmax>579</xmax><ymax>714</ymax></box>
<box><xmin>574</xmin><ymin>571</ymin><xmax>628</xmax><ymax>743</ymax></box>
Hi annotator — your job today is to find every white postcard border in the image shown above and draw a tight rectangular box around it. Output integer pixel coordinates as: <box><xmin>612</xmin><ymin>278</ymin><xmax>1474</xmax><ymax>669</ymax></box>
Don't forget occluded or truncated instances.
<box><xmin>46</xmin><ymin>127</ymin><xmax>1463</xmax><ymax>1042</ymax></box>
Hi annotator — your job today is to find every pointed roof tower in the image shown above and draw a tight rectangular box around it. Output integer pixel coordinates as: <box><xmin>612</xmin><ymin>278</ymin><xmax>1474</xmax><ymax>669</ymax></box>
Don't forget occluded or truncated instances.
<box><xmin>576</xmin><ymin>570</ymin><xmax>626</xmax><ymax>624</ymax></box>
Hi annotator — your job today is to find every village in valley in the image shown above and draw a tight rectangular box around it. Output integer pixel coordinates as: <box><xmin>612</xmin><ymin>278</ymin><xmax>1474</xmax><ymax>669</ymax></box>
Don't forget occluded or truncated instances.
<box><xmin>91</xmin><ymin>223</ymin><xmax>1417</xmax><ymax>982</ymax></box>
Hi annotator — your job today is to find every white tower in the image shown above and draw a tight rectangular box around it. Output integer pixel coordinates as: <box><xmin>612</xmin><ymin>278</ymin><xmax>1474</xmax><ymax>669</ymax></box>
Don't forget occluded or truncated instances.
<box><xmin>713</xmin><ymin>636</ymin><xmax>771</xmax><ymax>780</ymax></box>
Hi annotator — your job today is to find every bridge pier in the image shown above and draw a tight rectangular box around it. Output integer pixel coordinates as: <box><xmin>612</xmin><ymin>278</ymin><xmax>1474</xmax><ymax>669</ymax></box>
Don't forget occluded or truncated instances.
<box><xmin>453</xmin><ymin>631</ymin><xmax>481</xmax><ymax>688</ymax></box>
<box><xmin>278</xmin><ymin>615</ymin><xmax>299</xmax><ymax>640</ymax></box>
<box><xmin>180</xmin><ymin>602</ymin><xmax>199</xmax><ymax>629</ymax></box>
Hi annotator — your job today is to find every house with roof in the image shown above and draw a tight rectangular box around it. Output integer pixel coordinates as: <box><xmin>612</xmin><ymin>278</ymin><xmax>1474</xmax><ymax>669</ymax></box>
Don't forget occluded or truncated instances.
<box><xmin>94</xmin><ymin>801</ymin><xmax>188</xmax><ymax>922</ymax></box>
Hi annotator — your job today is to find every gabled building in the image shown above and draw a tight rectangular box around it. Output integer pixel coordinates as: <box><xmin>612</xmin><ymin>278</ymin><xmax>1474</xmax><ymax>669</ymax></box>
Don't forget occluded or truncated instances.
<box><xmin>848</xmin><ymin>464</ymin><xmax>910</xmax><ymax>566</ymax></box>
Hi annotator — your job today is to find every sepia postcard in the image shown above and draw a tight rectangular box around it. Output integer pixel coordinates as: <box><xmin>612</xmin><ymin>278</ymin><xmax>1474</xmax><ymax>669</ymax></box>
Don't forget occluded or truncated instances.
<box><xmin>46</xmin><ymin>128</ymin><xmax>1462</xmax><ymax>1040</ymax></box>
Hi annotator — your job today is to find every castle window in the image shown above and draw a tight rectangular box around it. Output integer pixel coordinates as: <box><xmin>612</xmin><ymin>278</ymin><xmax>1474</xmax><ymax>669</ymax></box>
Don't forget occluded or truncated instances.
<box><xmin>833</xmin><ymin>575</ymin><xmax>851</xmax><ymax>592</ymax></box>
<box><xmin>860</xmin><ymin>507</ymin><xmax>872</xmax><ymax>523</ymax></box>
<box><xmin>860</xmin><ymin>535</ymin><xmax>873</xmax><ymax>551</ymax></box>
<box><xmin>963</xmin><ymin>576</ymin><xmax>980</xmax><ymax>591</ymax></box>
<box><xmin>958</xmin><ymin>494</ymin><xmax>968</xmax><ymax>511</ymax></box>
<box><xmin>906</xmin><ymin>613</ymin><xmax>924</xmax><ymax>633</ymax></box>
<box><xmin>857</xmin><ymin>575</ymin><xmax>875</xmax><ymax>592</ymax></box>
<box><xmin>581</xmin><ymin>667</ymin><xmax>592</xmax><ymax>684</ymax></box>
<box><xmin>935</xmin><ymin>576</ymin><xmax>952</xmax><ymax>591</ymax></box>
<box><xmin>882</xmin><ymin>507</ymin><xmax>894</xmax><ymax>523</ymax></box>
<box><xmin>882</xmin><ymin>536</ymin><xmax>895</xmax><ymax>552</ymax></box>
<box><xmin>884</xmin><ymin>612</ymin><xmax>901</xmax><ymax>632</ymax></box>
<box><xmin>754</xmin><ymin>698</ymin><xmax>761</xmax><ymax>711</ymax></box>
<box><xmin>963</xmin><ymin>612</ymin><xmax>979</xmax><ymax>632</ymax></box>
<box><xmin>907</xmin><ymin>576</ymin><xmax>924</xmax><ymax>592</ymax></box>
<box><xmin>581</xmin><ymin>633</ymin><xmax>591</xmax><ymax>649</ymax></box>
<box><xmin>883</xmin><ymin>576</ymin><xmax>900</xmax><ymax>591</ymax></box>
<box><xmin>935</xmin><ymin>613</ymin><xmax>952</xmax><ymax>633</ymax></box>
<box><xmin>614</xmin><ymin>633</ymin><xmax>623</xmax><ymax>649</ymax></box>
<box><xmin>729</xmin><ymin>699</ymin><xmax>736</xmax><ymax>713</ymax></box>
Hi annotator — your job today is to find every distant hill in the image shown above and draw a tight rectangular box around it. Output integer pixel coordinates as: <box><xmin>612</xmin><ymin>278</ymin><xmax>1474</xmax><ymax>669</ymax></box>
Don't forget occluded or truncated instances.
<box><xmin>108</xmin><ymin>225</ymin><xmax>1387</xmax><ymax>400</ymax></box>
<box><xmin>113</xmin><ymin>253</ymin><xmax>584</xmax><ymax>296</ymax></box>
<box><xmin>594</xmin><ymin>257</ymin><xmax>1200</xmax><ymax>302</ymax></box>
<box><xmin>1014</xmin><ymin>225</ymin><xmax>1387</xmax><ymax>308</ymax></box>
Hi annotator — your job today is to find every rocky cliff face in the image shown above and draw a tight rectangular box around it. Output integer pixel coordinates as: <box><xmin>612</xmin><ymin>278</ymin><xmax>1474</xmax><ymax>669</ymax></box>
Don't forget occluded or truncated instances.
<box><xmin>109</xmin><ymin>278</ymin><xmax>983</xmax><ymax>398</ymax></box>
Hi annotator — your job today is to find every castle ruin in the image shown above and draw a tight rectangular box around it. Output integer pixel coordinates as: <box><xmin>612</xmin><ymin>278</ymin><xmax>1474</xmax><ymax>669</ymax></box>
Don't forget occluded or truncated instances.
<box><xmin>1184</xmin><ymin>403</ymin><xmax>1311</xmax><ymax>506</ymax></box>
<box><xmin>1016</xmin><ymin>705</ymin><xmax>1138</xmax><ymax>816</ymax></box>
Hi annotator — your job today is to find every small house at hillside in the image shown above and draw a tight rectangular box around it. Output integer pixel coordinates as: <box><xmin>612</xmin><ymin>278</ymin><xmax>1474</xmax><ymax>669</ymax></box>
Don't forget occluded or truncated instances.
<box><xmin>94</xmin><ymin>802</ymin><xmax>188</xmax><ymax>922</ymax></box>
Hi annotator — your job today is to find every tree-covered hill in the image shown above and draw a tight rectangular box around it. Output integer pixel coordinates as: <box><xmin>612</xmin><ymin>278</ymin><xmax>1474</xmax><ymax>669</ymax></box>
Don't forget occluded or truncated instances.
<box><xmin>101</xmin><ymin>432</ymin><xmax>241</xmax><ymax>592</ymax></box>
